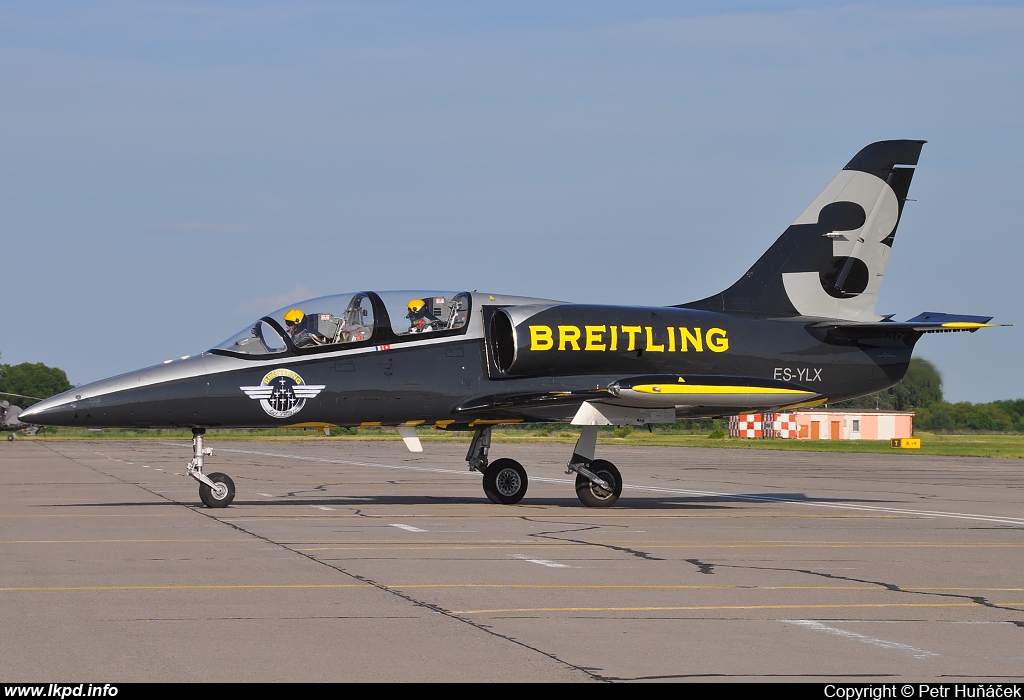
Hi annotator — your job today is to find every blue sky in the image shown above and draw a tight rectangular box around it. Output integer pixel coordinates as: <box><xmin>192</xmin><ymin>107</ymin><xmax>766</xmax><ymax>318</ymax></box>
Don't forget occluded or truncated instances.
<box><xmin>1</xmin><ymin>1</ymin><xmax>1020</xmax><ymax>402</ymax></box>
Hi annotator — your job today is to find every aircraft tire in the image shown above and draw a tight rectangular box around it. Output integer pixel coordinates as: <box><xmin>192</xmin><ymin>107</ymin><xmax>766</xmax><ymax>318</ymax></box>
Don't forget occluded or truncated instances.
<box><xmin>482</xmin><ymin>459</ymin><xmax>528</xmax><ymax>505</ymax></box>
<box><xmin>575</xmin><ymin>459</ymin><xmax>622</xmax><ymax>508</ymax></box>
<box><xmin>199</xmin><ymin>472</ymin><xmax>236</xmax><ymax>508</ymax></box>
<box><xmin>7</xmin><ymin>434</ymin><xmax>13</xmax><ymax>442</ymax></box>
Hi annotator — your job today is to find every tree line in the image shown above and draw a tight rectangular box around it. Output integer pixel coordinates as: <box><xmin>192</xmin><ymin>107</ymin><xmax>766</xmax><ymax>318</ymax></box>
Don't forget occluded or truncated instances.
<box><xmin>831</xmin><ymin>358</ymin><xmax>1024</xmax><ymax>432</ymax></box>
<box><xmin>0</xmin><ymin>355</ymin><xmax>73</xmax><ymax>408</ymax></box>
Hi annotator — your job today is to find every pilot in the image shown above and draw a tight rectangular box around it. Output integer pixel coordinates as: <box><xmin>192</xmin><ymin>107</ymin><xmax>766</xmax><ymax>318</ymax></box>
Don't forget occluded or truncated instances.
<box><xmin>406</xmin><ymin>299</ymin><xmax>439</xmax><ymax>333</ymax></box>
<box><xmin>284</xmin><ymin>308</ymin><xmax>314</xmax><ymax>347</ymax></box>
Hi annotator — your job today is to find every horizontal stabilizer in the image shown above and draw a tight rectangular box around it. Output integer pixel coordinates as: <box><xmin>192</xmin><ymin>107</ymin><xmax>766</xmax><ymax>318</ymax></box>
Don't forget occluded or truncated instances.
<box><xmin>904</xmin><ymin>312</ymin><xmax>997</xmax><ymax>330</ymax></box>
<box><xmin>814</xmin><ymin>312</ymin><xmax>1002</xmax><ymax>339</ymax></box>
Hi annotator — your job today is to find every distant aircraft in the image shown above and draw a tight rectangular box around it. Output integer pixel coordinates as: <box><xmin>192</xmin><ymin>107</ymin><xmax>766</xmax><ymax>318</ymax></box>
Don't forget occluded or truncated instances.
<box><xmin>22</xmin><ymin>140</ymin><xmax>1000</xmax><ymax>508</ymax></box>
<box><xmin>1</xmin><ymin>395</ymin><xmax>41</xmax><ymax>441</ymax></box>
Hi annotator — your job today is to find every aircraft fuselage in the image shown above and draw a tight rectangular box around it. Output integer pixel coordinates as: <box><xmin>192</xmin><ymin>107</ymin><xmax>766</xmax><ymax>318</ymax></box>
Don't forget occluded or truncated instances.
<box><xmin>27</xmin><ymin>299</ymin><xmax>914</xmax><ymax>430</ymax></box>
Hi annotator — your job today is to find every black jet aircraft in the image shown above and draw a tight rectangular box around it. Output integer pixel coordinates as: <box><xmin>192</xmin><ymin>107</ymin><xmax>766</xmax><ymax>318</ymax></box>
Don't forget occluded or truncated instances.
<box><xmin>22</xmin><ymin>140</ymin><xmax>999</xmax><ymax>508</ymax></box>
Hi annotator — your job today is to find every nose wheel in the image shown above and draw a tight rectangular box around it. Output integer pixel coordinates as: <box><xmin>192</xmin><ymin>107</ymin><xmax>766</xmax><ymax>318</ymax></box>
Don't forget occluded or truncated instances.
<box><xmin>199</xmin><ymin>472</ymin><xmax>236</xmax><ymax>508</ymax></box>
<box><xmin>187</xmin><ymin>428</ymin><xmax>236</xmax><ymax>508</ymax></box>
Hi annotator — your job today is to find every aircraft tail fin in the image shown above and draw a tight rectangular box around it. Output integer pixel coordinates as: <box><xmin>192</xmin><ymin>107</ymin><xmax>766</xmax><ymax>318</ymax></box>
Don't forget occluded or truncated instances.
<box><xmin>683</xmin><ymin>140</ymin><xmax>926</xmax><ymax>321</ymax></box>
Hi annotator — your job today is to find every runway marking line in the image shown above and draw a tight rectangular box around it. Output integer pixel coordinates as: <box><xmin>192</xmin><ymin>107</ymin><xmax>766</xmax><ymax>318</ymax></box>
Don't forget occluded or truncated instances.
<box><xmin>390</xmin><ymin>524</ymin><xmax>427</xmax><ymax>532</ymax></box>
<box><xmin>0</xmin><ymin>514</ymin><xmax>182</xmax><ymax>518</ymax></box>
<box><xmin>11</xmin><ymin>538</ymin><xmax>1019</xmax><ymax>548</ymax></box>
<box><xmin>3</xmin><ymin>584</ymin><xmax>1020</xmax><ymax>593</ymax></box>
<box><xmin>783</xmin><ymin>619</ymin><xmax>941</xmax><ymax>659</ymax></box>
<box><xmin>0</xmin><ymin>539</ymin><xmax>249</xmax><ymax>544</ymax></box>
<box><xmin>511</xmin><ymin>554</ymin><xmax>569</xmax><ymax>568</ymax></box>
<box><xmin>0</xmin><ymin>584</ymin><xmax>372</xmax><ymax>592</ymax></box>
<box><xmin>445</xmin><ymin>602</ymin><xmax>1024</xmax><ymax>615</ymax></box>
<box><xmin>292</xmin><ymin>542</ymin><xmax>1024</xmax><ymax>551</ymax></box>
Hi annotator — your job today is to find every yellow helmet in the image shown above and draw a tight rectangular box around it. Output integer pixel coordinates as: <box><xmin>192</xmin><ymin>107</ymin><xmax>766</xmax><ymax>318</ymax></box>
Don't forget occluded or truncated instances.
<box><xmin>407</xmin><ymin>299</ymin><xmax>426</xmax><ymax>314</ymax></box>
<box><xmin>283</xmin><ymin>309</ymin><xmax>305</xmax><ymax>326</ymax></box>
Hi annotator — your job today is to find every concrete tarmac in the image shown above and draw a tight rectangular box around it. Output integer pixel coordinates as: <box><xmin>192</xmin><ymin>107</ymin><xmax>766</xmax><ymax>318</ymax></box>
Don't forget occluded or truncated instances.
<box><xmin>1</xmin><ymin>439</ymin><xmax>1022</xmax><ymax>682</ymax></box>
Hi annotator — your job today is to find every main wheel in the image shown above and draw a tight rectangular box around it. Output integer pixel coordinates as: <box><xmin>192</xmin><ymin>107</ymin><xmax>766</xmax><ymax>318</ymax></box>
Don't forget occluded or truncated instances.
<box><xmin>7</xmin><ymin>434</ymin><xmax>14</xmax><ymax>442</ymax></box>
<box><xmin>199</xmin><ymin>472</ymin><xmax>236</xmax><ymax>508</ymax></box>
<box><xmin>482</xmin><ymin>458</ymin><xmax>528</xmax><ymax>505</ymax></box>
<box><xmin>575</xmin><ymin>459</ymin><xmax>622</xmax><ymax>507</ymax></box>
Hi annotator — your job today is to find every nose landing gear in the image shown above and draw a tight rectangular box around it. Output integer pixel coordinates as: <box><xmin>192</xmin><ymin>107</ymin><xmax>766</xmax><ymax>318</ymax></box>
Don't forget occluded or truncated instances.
<box><xmin>187</xmin><ymin>428</ymin><xmax>235</xmax><ymax>508</ymax></box>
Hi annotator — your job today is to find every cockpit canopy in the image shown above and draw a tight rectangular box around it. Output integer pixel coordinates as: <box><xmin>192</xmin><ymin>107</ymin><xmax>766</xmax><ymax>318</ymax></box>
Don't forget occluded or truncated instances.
<box><xmin>212</xmin><ymin>290</ymin><xmax>472</xmax><ymax>357</ymax></box>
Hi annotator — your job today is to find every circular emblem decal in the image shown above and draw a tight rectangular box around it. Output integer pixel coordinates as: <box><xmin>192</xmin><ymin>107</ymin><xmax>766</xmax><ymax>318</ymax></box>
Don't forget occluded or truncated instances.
<box><xmin>240</xmin><ymin>369</ymin><xmax>326</xmax><ymax>419</ymax></box>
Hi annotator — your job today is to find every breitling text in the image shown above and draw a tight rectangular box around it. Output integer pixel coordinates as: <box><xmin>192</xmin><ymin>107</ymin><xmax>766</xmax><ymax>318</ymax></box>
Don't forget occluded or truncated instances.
<box><xmin>528</xmin><ymin>325</ymin><xmax>729</xmax><ymax>353</ymax></box>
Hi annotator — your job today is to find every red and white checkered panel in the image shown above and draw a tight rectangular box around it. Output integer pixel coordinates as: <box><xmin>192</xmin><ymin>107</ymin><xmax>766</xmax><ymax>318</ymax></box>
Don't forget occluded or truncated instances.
<box><xmin>771</xmin><ymin>412</ymin><xmax>798</xmax><ymax>439</ymax></box>
<box><xmin>730</xmin><ymin>413</ymin><xmax>766</xmax><ymax>438</ymax></box>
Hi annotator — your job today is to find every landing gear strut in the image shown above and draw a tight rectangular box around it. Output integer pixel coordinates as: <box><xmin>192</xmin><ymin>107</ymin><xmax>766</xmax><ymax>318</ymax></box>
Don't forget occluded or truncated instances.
<box><xmin>187</xmin><ymin>428</ymin><xmax>235</xmax><ymax>508</ymax></box>
<box><xmin>465</xmin><ymin>425</ymin><xmax>492</xmax><ymax>473</ymax></box>
<box><xmin>466</xmin><ymin>426</ymin><xmax>528</xmax><ymax>504</ymax></box>
<box><xmin>566</xmin><ymin>426</ymin><xmax>622</xmax><ymax>507</ymax></box>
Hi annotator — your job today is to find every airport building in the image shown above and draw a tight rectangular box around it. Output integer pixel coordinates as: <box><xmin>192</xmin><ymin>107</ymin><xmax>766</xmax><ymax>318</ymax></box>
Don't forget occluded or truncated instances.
<box><xmin>729</xmin><ymin>410</ymin><xmax>915</xmax><ymax>440</ymax></box>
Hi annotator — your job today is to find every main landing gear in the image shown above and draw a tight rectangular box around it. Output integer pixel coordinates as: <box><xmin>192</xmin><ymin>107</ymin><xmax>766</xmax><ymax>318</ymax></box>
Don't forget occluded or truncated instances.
<box><xmin>466</xmin><ymin>426</ymin><xmax>529</xmax><ymax>504</ymax></box>
<box><xmin>187</xmin><ymin>428</ymin><xmax>235</xmax><ymax>508</ymax></box>
<box><xmin>565</xmin><ymin>426</ymin><xmax>622</xmax><ymax>507</ymax></box>
<box><xmin>465</xmin><ymin>425</ymin><xmax>622</xmax><ymax>507</ymax></box>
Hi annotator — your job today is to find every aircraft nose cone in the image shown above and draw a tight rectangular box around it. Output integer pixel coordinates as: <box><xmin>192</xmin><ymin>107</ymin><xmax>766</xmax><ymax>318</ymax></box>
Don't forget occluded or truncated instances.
<box><xmin>17</xmin><ymin>404</ymin><xmax>43</xmax><ymax>422</ymax></box>
<box><xmin>18</xmin><ymin>395</ymin><xmax>75</xmax><ymax>426</ymax></box>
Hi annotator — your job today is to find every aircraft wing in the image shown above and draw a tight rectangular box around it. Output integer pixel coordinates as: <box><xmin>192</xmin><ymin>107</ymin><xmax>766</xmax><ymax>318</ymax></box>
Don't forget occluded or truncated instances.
<box><xmin>456</xmin><ymin>374</ymin><xmax>821</xmax><ymax>416</ymax></box>
<box><xmin>455</xmin><ymin>388</ymin><xmax>612</xmax><ymax>413</ymax></box>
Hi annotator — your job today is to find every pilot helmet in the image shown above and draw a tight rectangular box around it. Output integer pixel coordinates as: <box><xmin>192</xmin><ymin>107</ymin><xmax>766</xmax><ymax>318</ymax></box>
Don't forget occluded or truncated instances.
<box><xmin>406</xmin><ymin>299</ymin><xmax>426</xmax><ymax>318</ymax></box>
<box><xmin>283</xmin><ymin>309</ymin><xmax>305</xmax><ymax>327</ymax></box>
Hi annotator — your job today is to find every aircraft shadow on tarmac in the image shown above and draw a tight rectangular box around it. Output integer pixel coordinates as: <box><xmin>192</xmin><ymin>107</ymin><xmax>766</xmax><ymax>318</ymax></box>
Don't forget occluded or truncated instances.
<box><xmin>47</xmin><ymin>491</ymin><xmax>896</xmax><ymax>510</ymax></box>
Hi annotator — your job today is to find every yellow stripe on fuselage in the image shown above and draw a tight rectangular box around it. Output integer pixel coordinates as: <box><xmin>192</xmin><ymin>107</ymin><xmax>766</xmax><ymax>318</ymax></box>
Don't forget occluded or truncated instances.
<box><xmin>630</xmin><ymin>384</ymin><xmax>815</xmax><ymax>396</ymax></box>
